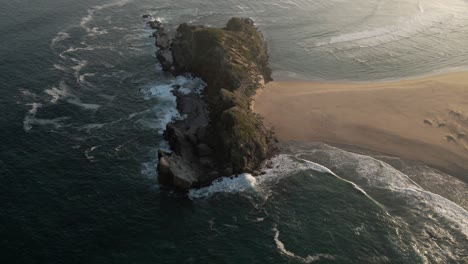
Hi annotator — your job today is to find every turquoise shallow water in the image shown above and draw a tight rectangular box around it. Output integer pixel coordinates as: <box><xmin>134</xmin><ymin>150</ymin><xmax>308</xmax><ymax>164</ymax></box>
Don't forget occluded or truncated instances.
<box><xmin>1</xmin><ymin>0</ymin><xmax>467</xmax><ymax>263</ymax></box>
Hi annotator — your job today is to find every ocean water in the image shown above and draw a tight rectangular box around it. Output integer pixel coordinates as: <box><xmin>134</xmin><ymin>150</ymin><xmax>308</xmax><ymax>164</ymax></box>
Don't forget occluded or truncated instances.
<box><xmin>1</xmin><ymin>0</ymin><xmax>467</xmax><ymax>263</ymax></box>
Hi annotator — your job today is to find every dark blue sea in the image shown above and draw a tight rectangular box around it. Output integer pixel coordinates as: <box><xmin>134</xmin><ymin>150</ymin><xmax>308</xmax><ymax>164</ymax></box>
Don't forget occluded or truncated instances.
<box><xmin>1</xmin><ymin>0</ymin><xmax>467</xmax><ymax>263</ymax></box>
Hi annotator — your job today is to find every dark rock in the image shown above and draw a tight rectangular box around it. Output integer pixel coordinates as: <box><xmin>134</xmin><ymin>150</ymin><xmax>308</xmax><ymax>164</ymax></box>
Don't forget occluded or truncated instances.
<box><xmin>198</xmin><ymin>171</ymin><xmax>220</xmax><ymax>185</ymax></box>
<box><xmin>196</xmin><ymin>126</ymin><xmax>208</xmax><ymax>142</ymax></box>
<box><xmin>161</xmin><ymin>153</ymin><xmax>201</xmax><ymax>189</ymax></box>
<box><xmin>187</xmin><ymin>133</ymin><xmax>198</xmax><ymax>145</ymax></box>
<box><xmin>165</xmin><ymin>123</ymin><xmax>185</xmax><ymax>155</ymax></box>
<box><xmin>197</xmin><ymin>143</ymin><xmax>213</xmax><ymax>157</ymax></box>
<box><xmin>148</xmin><ymin>20</ymin><xmax>162</xmax><ymax>30</ymax></box>
<box><xmin>158</xmin><ymin>156</ymin><xmax>171</xmax><ymax>175</ymax></box>
<box><xmin>142</xmin><ymin>14</ymin><xmax>151</xmax><ymax>19</ymax></box>
<box><xmin>171</xmin><ymin>18</ymin><xmax>274</xmax><ymax>174</ymax></box>
<box><xmin>226</xmin><ymin>17</ymin><xmax>255</xmax><ymax>31</ymax></box>
<box><xmin>154</xmin><ymin>17</ymin><xmax>276</xmax><ymax>190</ymax></box>
<box><xmin>199</xmin><ymin>157</ymin><xmax>214</xmax><ymax>169</ymax></box>
<box><xmin>157</xmin><ymin>153</ymin><xmax>173</xmax><ymax>185</ymax></box>
<box><xmin>155</xmin><ymin>33</ymin><xmax>171</xmax><ymax>50</ymax></box>
<box><xmin>222</xmin><ymin>166</ymin><xmax>233</xmax><ymax>176</ymax></box>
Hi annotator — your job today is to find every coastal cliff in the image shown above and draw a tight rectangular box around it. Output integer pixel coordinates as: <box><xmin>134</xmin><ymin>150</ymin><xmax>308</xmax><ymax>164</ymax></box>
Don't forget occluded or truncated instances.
<box><xmin>150</xmin><ymin>17</ymin><xmax>275</xmax><ymax>189</ymax></box>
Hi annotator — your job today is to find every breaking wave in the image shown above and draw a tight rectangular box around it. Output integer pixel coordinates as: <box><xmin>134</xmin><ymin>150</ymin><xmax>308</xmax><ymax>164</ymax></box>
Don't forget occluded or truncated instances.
<box><xmin>186</xmin><ymin>144</ymin><xmax>467</xmax><ymax>261</ymax></box>
<box><xmin>189</xmin><ymin>174</ymin><xmax>257</xmax><ymax>199</ymax></box>
<box><xmin>139</xmin><ymin>76</ymin><xmax>206</xmax><ymax>134</ymax></box>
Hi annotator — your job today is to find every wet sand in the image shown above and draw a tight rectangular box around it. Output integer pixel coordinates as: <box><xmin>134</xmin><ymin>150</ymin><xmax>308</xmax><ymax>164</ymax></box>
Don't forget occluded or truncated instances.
<box><xmin>254</xmin><ymin>72</ymin><xmax>468</xmax><ymax>181</ymax></box>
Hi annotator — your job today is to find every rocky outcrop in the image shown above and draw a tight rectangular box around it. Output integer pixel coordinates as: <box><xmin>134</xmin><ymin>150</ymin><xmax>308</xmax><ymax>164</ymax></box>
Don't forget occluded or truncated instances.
<box><xmin>147</xmin><ymin>17</ymin><xmax>173</xmax><ymax>72</ymax></box>
<box><xmin>153</xmin><ymin>17</ymin><xmax>276</xmax><ymax>190</ymax></box>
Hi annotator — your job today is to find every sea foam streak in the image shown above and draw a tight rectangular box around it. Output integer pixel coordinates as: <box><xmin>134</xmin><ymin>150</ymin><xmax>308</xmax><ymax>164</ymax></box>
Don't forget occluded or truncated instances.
<box><xmin>44</xmin><ymin>81</ymin><xmax>69</xmax><ymax>103</ymax></box>
<box><xmin>273</xmin><ymin>225</ymin><xmax>335</xmax><ymax>263</ymax></box>
<box><xmin>80</xmin><ymin>0</ymin><xmax>130</xmax><ymax>34</ymax></box>
<box><xmin>51</xmin><ymin>32</ymin><xmax>70</xmax><ymax>47</ymax></box>
<box><xmin>23</xmin><ymin>103</ymin><xmax>70</xmax><ymax>131</ymax></box>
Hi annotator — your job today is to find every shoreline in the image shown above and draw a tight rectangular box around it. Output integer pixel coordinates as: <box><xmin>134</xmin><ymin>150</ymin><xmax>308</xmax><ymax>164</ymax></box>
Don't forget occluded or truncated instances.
<box><xmin>254</xmin><ymin>71</ymin><xmax>468</xmax><ymax>182</ymax></box>
<box><xmin>272</xmin><ymin>67</ymin><xmax>468</xmax><ymax>85</ymax></box>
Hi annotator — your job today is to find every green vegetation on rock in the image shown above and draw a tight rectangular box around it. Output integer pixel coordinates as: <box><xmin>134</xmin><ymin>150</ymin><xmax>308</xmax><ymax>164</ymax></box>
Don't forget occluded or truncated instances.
<box><xmin>172</xmin><ymin>17</ymin><xmax>274</xmax><ymax>174</ymax></box>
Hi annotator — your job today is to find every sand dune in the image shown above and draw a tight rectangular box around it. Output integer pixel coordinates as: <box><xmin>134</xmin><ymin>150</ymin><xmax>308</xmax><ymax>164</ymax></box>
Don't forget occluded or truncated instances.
<box><xmin>254</xmin><ymin>72</ymin><xmax>468</xmax><ymax>181</ymax></box>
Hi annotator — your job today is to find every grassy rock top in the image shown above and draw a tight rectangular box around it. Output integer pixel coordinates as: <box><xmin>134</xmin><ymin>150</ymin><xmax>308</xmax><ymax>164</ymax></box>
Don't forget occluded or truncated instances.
<box><xmin>173</xmin><ymin>17</ymin><xmax>272</xmax><ymax>97</ymax></box>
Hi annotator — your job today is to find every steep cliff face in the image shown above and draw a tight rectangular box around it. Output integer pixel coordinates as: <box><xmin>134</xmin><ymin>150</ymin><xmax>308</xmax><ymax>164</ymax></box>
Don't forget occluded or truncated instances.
<box><xmin>156</xmin><ymin>17</ymin><xmax>275</xmax><ymax>189</ymax></box>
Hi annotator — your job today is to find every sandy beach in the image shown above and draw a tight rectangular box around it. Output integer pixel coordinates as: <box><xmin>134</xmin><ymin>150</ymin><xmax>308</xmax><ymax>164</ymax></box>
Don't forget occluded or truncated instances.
<box><xmin>254</xmin><ymin>72</ymin><xmax>468</xmax><ymax>181</ymax></box>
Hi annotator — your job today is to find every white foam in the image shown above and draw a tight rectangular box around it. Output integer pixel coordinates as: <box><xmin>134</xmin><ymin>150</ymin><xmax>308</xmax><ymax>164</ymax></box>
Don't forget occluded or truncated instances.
<box><xmin>59</xmin><ymin>46</ymin><xmax>115</xmax><ymax>60</ymax></box>
<box><xmin>60</xmin><ymin>47</ymin><xmax>92</xmax><ymax>59</ymax></box>
<box><xmin>145</xmin><ymin>16</ymin><xmax>164</xmax><ymax>24</ymax></box>
<box><xmin>23</xmin><ymin>117</ymin><xmax>70</xmax><ymax>131</ymax></box>
<box><xmin>273</xmin><ymin>225</ymin><xmax>335</xmax><ymax>263</ymax></box>
<box><xmin>172</xmin><ymin>75</ymin><xmax>207</xmax><ymax>96</ymax></box>
<box><xmin>79</xmin><ymin>73</ymin><xmax>96</xmax><ymax>83</ymax></box>
<box><xmin>23</xmin><ymin>103</ymin><xmax>41</xmax><ymax>131</ymax></box>
<box><xmin>298</xmin><ymin>157</ymin><xmax>371</xmax><ymax>197</ymax></box>
<box><xmin>70</xmin><ymin>59</ymin><xmax>88</xmax><ymax>81</ymax></box>
<box><xmin>141</xmin><ymin>159</ymin><xmax>159</xmax><ymax>180</ymax></box>
<box><xmin>84</xmin><ymin>145</ymin><xmax>100</xmax><ymax>161</ymax></box>
<box><xmin>19</xmin><ymin>89</ymin><xmax>39</xmax><ymax>99</ymax></box>
<box><xmin>23</xmin><ymin>103</ymin><xmax>70</xmax><ymax>131</ymax></box>
<box><xmin>44</xmin><ymin>81</ymin><xmax>69</xmax><ymax>103</ymax></box>
<box><xmin>188</xmin><ymin>174</ymin><xmax>257</xmax><ymax>199</ymax></box>
<box><xmin>139</xmin><ymin>81</ymin><xmax>180</xmax><ymax>133</ymax></box>
<box><xmin>177</xmin><ymin>87</ymin><xmax>192</xmax><ymax>95</ymax></box>
<box><xmin>27</xmin><ymin>102</ymin><xmax>41</xmax><ymax>115</ymax></box>
<box><xmin>139</xmin><ymin>76</ymin><xmax>205</xmax><ymax>134</ymax></box>
<box><xmin>44</xmin><ymin>81</ymin><xmax>99</xmax><ymax>110</ymax></box>
<box><xmin>88</xmin><ymin>27</ymin><xmax>108</xmax><ymax>36</ymax></box>
<box><xmin>53</xmin><ymin>64</ymin><xmax>67</xmax><ymax>72</ymax></box>
<box><xmin>51</xmin><ymin>32</ymin><xmax>70</xmax><ymax>47</ymax></box>
<box><xmin>98</xmin><ymin>94</ymin><xmax>116</xmax><ymax>101</ymax></box>
<box><xmin>66</xmin><ymin>98</ymin><xmax>100</xmax><ymax>110</ymax></box>
<box><xmin>256</xmin><ymin>154</ymin><xmax>378</xmax><ymax>205</ymax></box>
<box><xmin>78</xmin><ymin>123</ymin><xmax>105</xmax><ymax>133</ymax></box>
<box><xmin>80</xmin><ymin>0</ymin><xmax>130</xmax><ymax>33</ymax></box>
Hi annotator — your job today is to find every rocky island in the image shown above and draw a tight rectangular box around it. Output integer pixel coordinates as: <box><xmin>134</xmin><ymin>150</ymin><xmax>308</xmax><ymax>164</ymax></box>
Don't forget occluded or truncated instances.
<box><xmin>148</xmin><ymin>17</ymin><xmax>276</xmax><ymax>190</ymax></box>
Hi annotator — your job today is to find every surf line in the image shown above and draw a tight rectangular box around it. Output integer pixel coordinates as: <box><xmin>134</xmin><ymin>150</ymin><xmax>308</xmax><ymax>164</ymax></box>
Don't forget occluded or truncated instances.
<box><xmin>293</xmin><ymin>154</ymin><xmax>388</xmax><ymax>212</ymax></box>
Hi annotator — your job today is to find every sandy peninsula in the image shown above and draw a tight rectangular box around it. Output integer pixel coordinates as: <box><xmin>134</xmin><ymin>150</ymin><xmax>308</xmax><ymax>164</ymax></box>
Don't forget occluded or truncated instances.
<box><xmin>254</xmin><ymin>72</ymin><xmax>468</xmax><ymax>181</ymax></box>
